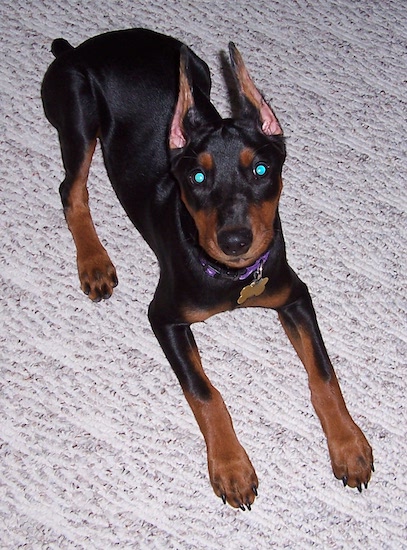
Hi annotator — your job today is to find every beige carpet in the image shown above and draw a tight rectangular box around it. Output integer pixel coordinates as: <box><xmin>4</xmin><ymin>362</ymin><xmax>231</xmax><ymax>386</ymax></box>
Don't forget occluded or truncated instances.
<box><xmin>1</xmin><ymin>0</ymin><xmax>406</xmax><ymax>547</ymax></box>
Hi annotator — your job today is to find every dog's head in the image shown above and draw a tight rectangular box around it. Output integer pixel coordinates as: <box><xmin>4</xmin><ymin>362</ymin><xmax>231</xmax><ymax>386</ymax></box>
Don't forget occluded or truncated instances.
<box><xmin>170</xmin><ymin>43</ymin><xmax>286</xmax><ymax>269</ymax></box>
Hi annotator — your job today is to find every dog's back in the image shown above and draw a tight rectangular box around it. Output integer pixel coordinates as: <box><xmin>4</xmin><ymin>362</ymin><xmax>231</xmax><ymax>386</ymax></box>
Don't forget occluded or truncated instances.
<box><xmin>42</xmin><ymin>30</ymin><xmax>213</xmax><ymax>205</ymax></box>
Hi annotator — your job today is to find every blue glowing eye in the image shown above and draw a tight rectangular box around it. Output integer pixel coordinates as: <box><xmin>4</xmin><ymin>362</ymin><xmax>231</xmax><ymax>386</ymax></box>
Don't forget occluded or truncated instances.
<box><xmin>254</xmin><ymin>163</ymin><xmax>268</xmax><ymax>177</ymax></box>
<box><xmin>190</xmin><ymin>170</ymin><xmax>206</xmax><ymax>184</ymax></box>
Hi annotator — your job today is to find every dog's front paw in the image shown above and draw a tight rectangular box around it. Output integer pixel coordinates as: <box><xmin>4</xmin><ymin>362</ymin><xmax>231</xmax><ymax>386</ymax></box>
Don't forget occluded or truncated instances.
<box><xmin>208</xmin><ymin>446</ymin><xmax>258</xmax><ymax>510</ymax></box>
<box><xmin>328</xmin><ymin>424</ymin><xmax>374</xmax><ymax>492</ymax></box>
<box><xmin>77</xmin><ymin>250</ymin><xmax>118</xmax><ymax>302</ymax></box>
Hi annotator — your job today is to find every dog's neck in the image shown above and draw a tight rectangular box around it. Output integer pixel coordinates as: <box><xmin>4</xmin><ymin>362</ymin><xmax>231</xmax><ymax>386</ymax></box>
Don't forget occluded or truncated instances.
<box><xmin>198</xmin><ymin>249</ymin><xmax>270</xmax><ymax>281</ymax></box>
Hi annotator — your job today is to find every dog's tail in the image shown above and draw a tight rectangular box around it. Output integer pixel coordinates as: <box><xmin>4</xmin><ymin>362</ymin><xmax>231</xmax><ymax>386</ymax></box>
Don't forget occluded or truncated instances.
<box><xmin>51</xmin><ymin>38</ymin><xmax>74</xmax><ymax>58</ymax></box>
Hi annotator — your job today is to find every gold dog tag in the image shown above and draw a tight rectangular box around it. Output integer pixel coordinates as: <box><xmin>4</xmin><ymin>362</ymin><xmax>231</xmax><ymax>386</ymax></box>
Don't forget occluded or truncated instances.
<box><xmin>237</xmin><ymin>277</ymin><xmax>269</xmax><ymax>305</ymax></box>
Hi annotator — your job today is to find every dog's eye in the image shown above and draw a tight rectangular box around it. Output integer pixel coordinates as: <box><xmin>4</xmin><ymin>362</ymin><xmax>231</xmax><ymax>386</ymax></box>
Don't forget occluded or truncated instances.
<box><xmin>190</xmin><ymin>169</ymin><xmax>206</xmax><ymax>185</ymax></box>
<box><xmin>253</xmin><ymin>162</ymin><xmax>269</xmax><ymax>178</ymax></box>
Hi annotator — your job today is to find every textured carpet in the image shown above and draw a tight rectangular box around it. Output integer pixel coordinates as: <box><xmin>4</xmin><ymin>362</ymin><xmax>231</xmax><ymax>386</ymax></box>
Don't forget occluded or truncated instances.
<box><xmin>1</xmin><ymin>0</ymin><xmax>406</xmax><ymax>548</ymax></box>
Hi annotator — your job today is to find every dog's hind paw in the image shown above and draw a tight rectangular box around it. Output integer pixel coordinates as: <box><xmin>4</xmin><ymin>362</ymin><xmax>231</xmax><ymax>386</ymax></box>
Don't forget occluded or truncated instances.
<box><xmin>77</xmin><ymin>250</ymin><xmax>118</xmax><ymax>302</ymax></box>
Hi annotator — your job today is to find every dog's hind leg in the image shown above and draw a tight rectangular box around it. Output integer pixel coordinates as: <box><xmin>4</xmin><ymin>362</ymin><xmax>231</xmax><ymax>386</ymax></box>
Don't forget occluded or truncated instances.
<box><xmin>42</xmin><ymin>69</ymin><xmax>118</xmax><ymax>301</ymax></box>
<box><xmin>59</xmin><ymin>137</ymin><xmax>118</xmax><ymax>301</ymax></box>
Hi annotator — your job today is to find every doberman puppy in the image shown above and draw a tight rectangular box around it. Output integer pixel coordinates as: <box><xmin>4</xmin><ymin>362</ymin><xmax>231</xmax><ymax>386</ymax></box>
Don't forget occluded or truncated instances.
<box><xmin>41</xmin><ymin>28</ymin><xmax>373</xmax><ymax>510</ymax></box>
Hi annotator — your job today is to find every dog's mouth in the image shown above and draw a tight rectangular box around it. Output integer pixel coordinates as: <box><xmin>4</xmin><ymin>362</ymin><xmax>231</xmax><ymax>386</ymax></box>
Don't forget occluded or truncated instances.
<box><xmin>201</xmin><ymin>231</ymin><xmax>274</xmax><ymax>270</ymax></box>
<box><xmin>197</xmin><ymin>243</ymin><xmax>272</xmax><ymax>281</ymax></box>
<box><xmin>182</xmin><ymin>201</ymin><xmax>277</xmax><ymax>273</ymax></box>
<box><xmin>220</xmin><ymin>254</ymin><xmax>261</xmax><ymax>268</ymax></box>
<box><xmin>199</xmin><ymin>234</ymin><xmax>272</xmax><ymax>266</ymax></box>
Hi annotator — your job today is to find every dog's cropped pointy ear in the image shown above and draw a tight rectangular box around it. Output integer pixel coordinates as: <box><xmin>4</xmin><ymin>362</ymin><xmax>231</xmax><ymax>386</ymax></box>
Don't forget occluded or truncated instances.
<box><xmin>169</xmin><ymin>46</ymin><xmax>205</xmax><ymax>150</ymax></box>
<box><xmin>229</xmin><ymin>43</ymin><xmax>283</xmax><ymax>136</ymax></box>
<box><xmin>169</xmin><ymin>47</ymin><xmax>192</xmax><ymax>149</ymax></box>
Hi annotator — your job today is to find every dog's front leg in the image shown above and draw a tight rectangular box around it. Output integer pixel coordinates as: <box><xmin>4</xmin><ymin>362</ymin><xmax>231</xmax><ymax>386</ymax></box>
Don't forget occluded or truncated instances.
<box><xmin>149</xmin><ymin>305</ymin><xmax>258</xmax><ymax>509</ymax></box>
<box><xmin>277</xmin><ymin>287</ymin><xmax>374</xmax><ymax>491</ymax></box>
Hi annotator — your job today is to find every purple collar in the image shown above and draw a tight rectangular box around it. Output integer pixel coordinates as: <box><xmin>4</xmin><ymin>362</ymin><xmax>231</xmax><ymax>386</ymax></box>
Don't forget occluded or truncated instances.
<box><xmin>199</xmin><ymin>249</ymin><xmax>271</xmax><ymax>281</ymax></box>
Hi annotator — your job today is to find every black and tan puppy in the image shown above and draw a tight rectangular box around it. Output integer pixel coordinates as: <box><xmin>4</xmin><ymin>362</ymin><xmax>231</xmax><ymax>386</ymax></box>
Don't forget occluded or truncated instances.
<box><xmin>41</xmin><ymin>29</ymin><xmax>373</xmax><ymax>510</ymax></box>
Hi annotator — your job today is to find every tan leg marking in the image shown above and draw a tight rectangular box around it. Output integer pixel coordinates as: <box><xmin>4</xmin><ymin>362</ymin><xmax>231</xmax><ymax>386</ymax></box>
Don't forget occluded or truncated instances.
<box><xmin>184</xmin><ymin>346</ymin><xmax>258</xmax><ymax>509</ymax></box>
<box><xmin>64</xmin><ymin>140</ymin><xmax>118</xmax><ymax>301</ymax></box>
<box><xmin>279</xmin><ymin>316</ymin><xmax>373</xmax><ymax>489</ymax></box>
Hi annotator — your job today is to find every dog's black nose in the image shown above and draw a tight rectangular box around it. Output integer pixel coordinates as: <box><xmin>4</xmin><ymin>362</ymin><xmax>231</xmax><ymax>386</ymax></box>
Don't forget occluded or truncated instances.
<box><xmin>217</xmin><ymin>228</ymin><xmax>253</xmax><ymax>256</ymax></box>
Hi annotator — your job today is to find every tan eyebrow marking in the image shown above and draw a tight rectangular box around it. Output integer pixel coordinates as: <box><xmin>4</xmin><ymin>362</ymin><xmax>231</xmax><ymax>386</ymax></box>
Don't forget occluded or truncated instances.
<box><xmin>198</xmin><ymin>152</ymin><xmax>214</xmax><ymax>171</ymax></box>
<box><xmin>239</xmin><ymin>147</ymin><xmax>255</xmax><ymax>168</ymax></box>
